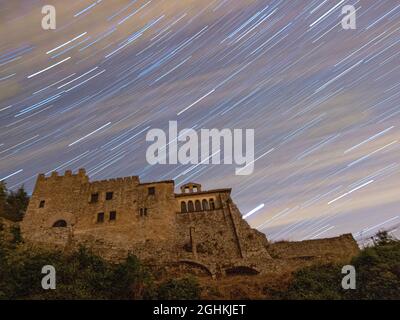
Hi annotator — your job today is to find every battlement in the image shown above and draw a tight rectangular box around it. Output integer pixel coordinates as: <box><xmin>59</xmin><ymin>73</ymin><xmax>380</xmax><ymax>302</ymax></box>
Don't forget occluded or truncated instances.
<box><xmin>35</xmin><ymin>170</ymin><xmax>226</xmax><ymax>196</ymax></box>
<box><xmin>37</xmin><ymin>168</ymin><xmax>141</xmax><ymax>185</ymax></box>
<box><xmin>35</xmin><ymin>169</ymin><xmax>149</xmax><ymax>197</ymax></box>
<box><xmin>85</xmin><ymin>176</ymin><xmax>141</xmax><ymax>188</ymax></box>
<box><xmin>37</xmin><ymin>168</ymin><xmax>89</xmax><ymax>183</ymax></box>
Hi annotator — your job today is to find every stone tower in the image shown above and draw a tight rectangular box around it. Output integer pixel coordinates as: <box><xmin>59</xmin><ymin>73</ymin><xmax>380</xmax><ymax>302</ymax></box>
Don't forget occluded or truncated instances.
<box><xmin>21</xmin><ymin>169</ymin><xmax>272</xmax><ymax>276</ymax></box>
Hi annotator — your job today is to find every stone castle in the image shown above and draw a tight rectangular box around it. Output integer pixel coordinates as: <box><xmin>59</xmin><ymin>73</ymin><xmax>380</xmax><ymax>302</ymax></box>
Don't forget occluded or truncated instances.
<box><xmin>21</xmin><ymin>169</ymin><xmax>360</xmax><ymax>277</ymax></box>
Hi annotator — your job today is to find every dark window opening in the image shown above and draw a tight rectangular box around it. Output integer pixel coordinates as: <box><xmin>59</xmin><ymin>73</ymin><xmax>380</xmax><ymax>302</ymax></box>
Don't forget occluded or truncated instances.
<box><xmin>188</xmin><ymin>201</ymin><xmax>194</xmax><ymax>212</ymax></box>
<box><xmin>109</xmin><ymin>211</ymin><xmax>116</xmax><ymax>221</ymax></box>
<box><xmin>139</xmin><ymin>208</ymin><xmax>148</xmax><ymax>217</ymax></box>
<box><xmin>225</xmin><ymin>266</ymin><xmax>259</xmax><ymax>276</ymax></box>
<box><xmin>181</xmin><ymin>201</ymin><xmax>187</xmax><ymax>213</ymax></box>
<box><xmin>90</xmin><ymin>193</ymin><xmax>99</xmax><ymax>203</ymax></box>
<box><xmin>97</xmin><ymin>212</ymin><xmax>104</xmax><ymax>223</ymax></box>
<box><xmin>106</xmin><ymin>192</ymin><xmax>113</xmax><ymax>200</ymax></box>
<box><xmin>148</xmin><ymin>187</ymin><xmax>155</xmax><ymax>195</ymax></box>
<box><xmin>52</xmin><ymin>220</ymin><xmax>67</xmax><ymax>228</ymax></box>
<box><xmin>39</xmin><ymin>200</ymin><xmax>45</xmax><ymax>208</ymax></box>
<box><xmin>195</xmin><ymin>200</ymin><xmax>202</xmax><ymax>211</ymax></box>
<box><xmin>202</xmin><ymin>199</ymin><xmax>209</xmax><ymax>211</ymax></box>
<box><xmin>209</xmin><ymin>198</ymin><xmax>215</xmax><ymax>210</ymax></box>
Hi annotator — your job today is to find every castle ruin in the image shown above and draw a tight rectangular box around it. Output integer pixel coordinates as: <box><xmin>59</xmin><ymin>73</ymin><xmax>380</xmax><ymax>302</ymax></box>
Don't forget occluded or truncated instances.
<box><xmin>21</xmin><ymin>169</ymin><xmax>359</xmax><ymax>277</ymax></box>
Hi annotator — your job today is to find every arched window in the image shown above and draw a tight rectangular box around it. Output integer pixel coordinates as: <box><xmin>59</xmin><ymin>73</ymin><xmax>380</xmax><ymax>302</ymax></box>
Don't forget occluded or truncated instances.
<box><xmin>209</xmin><ymin>198</ymin><xmax>215</xmax><ymax>210</ymax></box>
<box><xmin>52</xmin><ymin>220</ymin><xmax>67</xmax><ymax>228</ymax></box>
<box><xmin>188</xmin><ymin>201</ymin><xmax>194</xmax><ymax>212</ymax></box>
<box><xmin>181</xmin><ymin>201</ymin><xmax>187</xmax><ymax>213</ymax></box>
<box><xmin>202</xmin><ymin>199</ymin><xmax>209</xmax><ymax>211</ymax></box>
<box><xmin>195</xmin><ymin>200</ymin><xmax>202</xmax><ymax>211</ymax></box>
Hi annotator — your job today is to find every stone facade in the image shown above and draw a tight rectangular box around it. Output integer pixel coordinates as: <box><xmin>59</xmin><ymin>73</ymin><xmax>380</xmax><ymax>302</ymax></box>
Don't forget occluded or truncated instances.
<box><xmin>20</xmin><ymin>169</ymin><xmax>359</xmax><ymax>277</ymax></box>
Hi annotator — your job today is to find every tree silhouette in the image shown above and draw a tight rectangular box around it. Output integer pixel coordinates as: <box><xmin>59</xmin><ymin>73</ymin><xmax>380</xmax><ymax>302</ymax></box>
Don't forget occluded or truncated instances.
<box><xmin>0</xmin><ymin>183</ymin><xmax>29</xmax><ymax>222</ymax></box>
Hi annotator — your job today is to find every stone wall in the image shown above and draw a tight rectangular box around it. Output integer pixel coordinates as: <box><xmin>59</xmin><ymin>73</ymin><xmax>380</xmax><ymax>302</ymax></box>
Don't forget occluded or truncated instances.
<box><xmin>174</xmin><ymin>188</ymin><xmax>272</xmax><ymax>276</ymax></box>
<box><xmin>268</xmin><ymin>234</ymin><xmax>360</xmax><ymax>263</ymax></box>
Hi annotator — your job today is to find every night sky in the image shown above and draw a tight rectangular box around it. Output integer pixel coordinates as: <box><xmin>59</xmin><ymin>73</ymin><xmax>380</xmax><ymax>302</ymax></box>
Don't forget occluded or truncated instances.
<box><xmin>1</xmin><ymin>0</ymin><xmax>399</xmax><ymax>242</ymax></box>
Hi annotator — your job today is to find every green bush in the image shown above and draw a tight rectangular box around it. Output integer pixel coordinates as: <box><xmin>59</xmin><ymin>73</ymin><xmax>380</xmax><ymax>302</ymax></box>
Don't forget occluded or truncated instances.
<box><xmin>157</xmin><ymin>277</ymin><xmax>201</xmax><ymax>300</ymax></box>
<box><xmin>278</xmin><ymin>263</ymin><xmax>344</xmax><ymax>300</ymax></box>
<box><xmin>272</xmin><ymin>231</ymin><xmax>400</xmax><ymax>300</ymax></box>
<box><xmin>110</xmin><ymin>254</ymin><xmax>154</xmax><ymax>299</ymax></box>
<box><xmin>10</xmin><ymin>225</ymin><xmax>22</xmax><ymax>244</ymax></box>
<box><xmin>348</xmin><ymin>234</ymin><xmax>400</xmax><ymax>300</ymax></box>
<box><xmin>0</xmin><ymin>241</ymin><xmax>154</xmax><ymax>300</ymax></box>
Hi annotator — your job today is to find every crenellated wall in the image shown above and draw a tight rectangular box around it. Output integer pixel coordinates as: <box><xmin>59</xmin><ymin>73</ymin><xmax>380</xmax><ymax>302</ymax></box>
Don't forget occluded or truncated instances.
<box><xmin>21</xmin><ymin>169</ymin><xmax>179</xmax><ymax>263</ymax></box>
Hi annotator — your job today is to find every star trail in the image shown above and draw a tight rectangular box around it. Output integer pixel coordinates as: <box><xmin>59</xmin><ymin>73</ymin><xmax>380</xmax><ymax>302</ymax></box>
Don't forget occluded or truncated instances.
<box><xmin>0</xmin><ymin>0</ymin><xmax>399</xmax><ymax>242</ymax></box>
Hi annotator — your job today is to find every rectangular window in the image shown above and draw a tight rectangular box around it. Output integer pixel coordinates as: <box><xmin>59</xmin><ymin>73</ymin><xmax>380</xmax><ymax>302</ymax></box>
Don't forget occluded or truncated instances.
<box><xmin>106</xmin><ymin>192</ymin><xmax>113</xmax><ymax>200</ymax></box>
<box><xmin>148</xmin><ymin>187</ymin><xmax>155</xmax><ymax>195</ymax></box>
<box><xmin>90</xmin><ymin>193</ymin><xmax>99</xmax><ymax>203</ymax></box>
<box><xmin>97</xmin><ymin>212</ymin><xmax>104</xmax><ymax>223</ymax></box>
<box><xmin>109</xmin><ymin>211</ymin><xmax>116</xmax><ymax>221</ymax></box>
<box><xmin>39</xmin><ymin>200</ymin><xmax>45</xmax><ymax>208</ymax></box>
